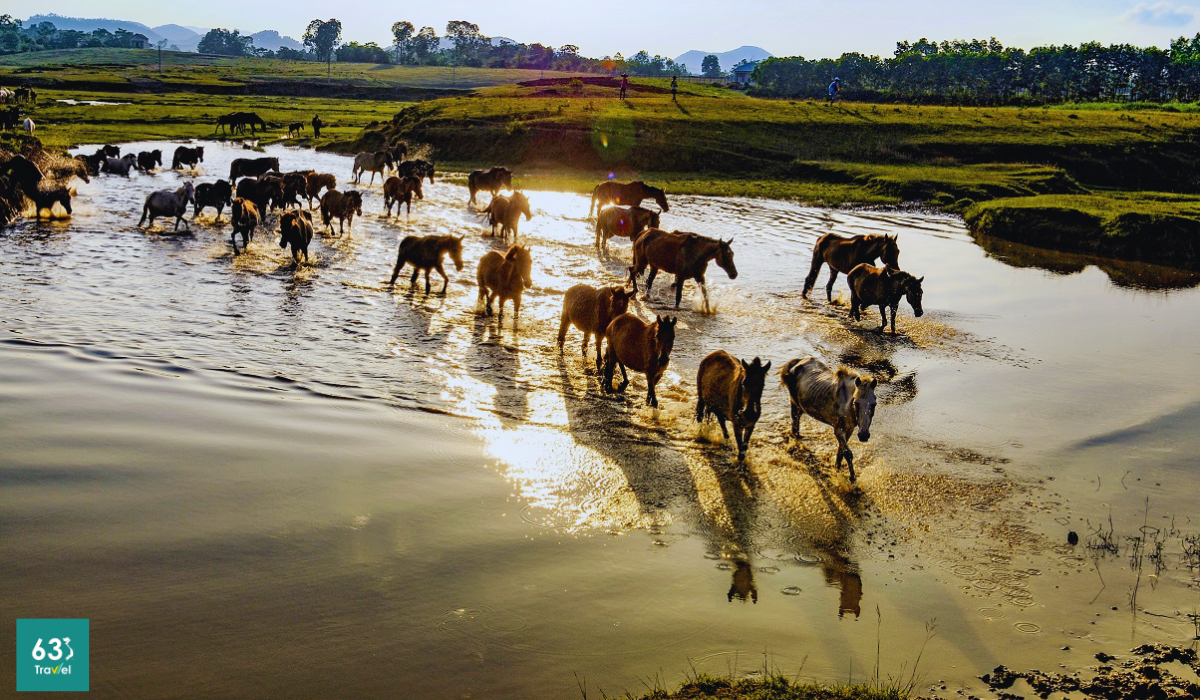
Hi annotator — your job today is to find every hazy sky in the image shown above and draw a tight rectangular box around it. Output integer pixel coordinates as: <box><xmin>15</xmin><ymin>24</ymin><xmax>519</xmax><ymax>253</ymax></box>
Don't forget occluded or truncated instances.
<box><xmin>23</xmin><ymin>1</ymin><xmax>1200</xmax><ymax>58</ymax></box>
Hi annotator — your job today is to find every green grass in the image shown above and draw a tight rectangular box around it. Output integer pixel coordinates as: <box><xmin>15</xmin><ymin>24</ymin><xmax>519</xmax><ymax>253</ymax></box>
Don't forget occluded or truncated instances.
<box><xmin>0</xmin><ymin>48</ymin><xmax>584</xmax><ymax>91</ymax></box>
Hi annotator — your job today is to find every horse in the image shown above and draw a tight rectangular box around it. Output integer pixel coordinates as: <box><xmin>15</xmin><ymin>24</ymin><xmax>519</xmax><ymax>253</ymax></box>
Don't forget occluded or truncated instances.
<box><xmin>229</xmin><ymin>198</ymin><xmax>260</xmax><ymax>254</ymax></box>
<box><xmin>139</xmin><ymin>182</ymin><xmax>195</xmax><ymax>231</ymax></box>
<box><xmin>476</xmin><ymin>244</ymin><xmax>533</xmax><ymax>325</ymax></box>
<box><xmin>279</xmin><ymin>209</ymin><xmax>314</xmax><ymax>263</ymax></box>
<box><xmin>101</xmin><ymin>145</ymin><xmax>121</xmax><ymax>158</ymax></box>
<box><xmin>304</xmin><ymin>173</ymin><xmax>336</xmax><ymax>208</ymax></box>
<box><xmin>389</xmin><ymin>234</ymin><xmax>465</xmax><ymax>294</ymax></box>
<box><xmin>482</xmin><ymin>191</ymin><xmax>531</xmax><ymax>238</ymax></box>
<box><xmin>171</xmin><ymin>145</ymin><xmax>204</xmax><ymax>170</ymax></box>
<box><xmin>602</xmin><ymin>313</ymin><xmax>678</xmax><ymax>408</ymax></box>
<box><xmin>629</xmin><ymin>229</ymin><xmax>737</xmax><ymax>311</ymax></box>
<box><xmin>847</xmin><ymin>264</ymin><xmax>925</xmax><ymax>334</ymax></box>
<box><xmin>320</xmin><ymin>190</ymin><xmax>363</xmax><ymax>235</ymax></box>
<box><xmin>102</xmin><ymin>154</ymin><xmax>139</xmax><ymax>176</ymax></box>
<box><xmin>22</xmin><ymin>117</ymin><xmax>33</xmax><ymax>136</ymax></box>
<box><xmin>288</xmin><ymin>122</ymin><xmax>304</xmax><ymax>137</ymax></box>
<box><xmin>27</xmin><ymin>188</ymin><xmax>73</xmax><ymax>218</ymax></box>
<box><xmin>386</xmin><ymin>143</ymin><xmax>407</xmax><ymax>167</ymax></box>
<box><xmin>396</xmin><ymin>159</ymin><xmax>435</xmax><ymax>184</ymax></box>
<box><xmin>47</xmin><ymin>157</ymin><xmax>90</xmax><ymax>185</ymax></box>
<box><xmin>352</xmin><ymin>151</ymin><xmax>393</xmax><ymax>185</ymax></box>
<box><xmin>235</xmin><ymin>177</ymin><xmax>285</xmax><ymax>214</ymax></box>
<box><xmin>595</xmin><ymin>205</ymin><xmax>660</xmax><ymax>254</ymax></box>
<box><xmin>802</xmin><ymin>233</ymin><xmax>900</xmax><ymax>302</ymax></box>
<box><xmin>136</xmin><ymin>150</ymin><xmax>162</xmax><ymax>172</ymax></box>
<box><xmin>468</xmin><ymin>167</ymin><xmax>512</xmax><ymax>205</ymax></box>
<box><xmin>276</xmin><ymin>172</ymin><xmax>308</xmax><ymax>209</ymax></box>
<box><xmin>0</xmin><ymin>106</ymin><xmax>18</xmax><ymax>130</ymax></box>
<box><xmin>557</xmin><ymin>284</ymin><xmax>634</xmax><ymax>372</ymax></box>
<box><xmin>589</xmin><ymin>180</ymin><xmax>669</xmax><ymax>216</ymax></box>
<box><xmin>75</xmin><ymin>152</ymin><xmax>104</xmax><ymax>177</ymax></box>
<box><xmin>696</xmin><ymin>352</ymin><xmax>771</xmax><ymax>461</ymax></box>
<box><xmin>229</xmin><ymin>157</ymin><xmax>280</xmax><ymax>182</ymax></box>
<box><xmin>779</xmin><ymin>357</ymin><xmax>877</xmax><ymax>483</ymax></box>
<box><xmin>0</xmin><ymin>155</ymin><xmax>44</xmax><ymax>195</ymax></box>
<box><xmin>382</xmin><ymin>175</ymin><xmax>423</xmax><ymax>216</ymax></box>
<box><xmin>193</xmin><ymin>180</ymin><xmax>234</xmax><ymax>222</ymax></box>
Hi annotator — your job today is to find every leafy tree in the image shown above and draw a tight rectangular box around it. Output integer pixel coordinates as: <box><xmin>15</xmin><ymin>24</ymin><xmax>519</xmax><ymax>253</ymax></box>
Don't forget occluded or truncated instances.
<box><xmin>702</xmin><ymin>54</ymin><xmax>722</xmax><ymax>78</ymax></box>
<box><xmin>198</xmin><ymin>28</ymin><xmax>253</xmax><ymax>57</ymax></box>
<box><xmin>446</xmin><ymin>20</ymin><xmax>485</xmax><ymax>66</ymax></box>
<box><xmin>336</xmin><ymin>41</ymin><xmax>391</xmax><ymax>64</ymax></box>
<box><xmin>0</xmin><ymin>15</ymin><xmax>26</xmax><ymax>53</ymax></box>
<box><xmin>304</xmin><ymin>18</ymin><xmax>343</xmax><ymax>76</ymax></box>
<box><xmin>391</xmin><ymin>21</ymin><xmax>414</xmax><ymax>63</ymax></box>
<box><xmin>411</xmin><ymin>26</ymin><xmax>439</xmax><ymax>65</ymax></box>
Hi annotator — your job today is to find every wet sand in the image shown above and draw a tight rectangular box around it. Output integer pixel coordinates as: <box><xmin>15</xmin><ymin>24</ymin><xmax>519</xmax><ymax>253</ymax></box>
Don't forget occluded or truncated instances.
<box><xmin>1</xmin><ymin>142</ymin><xmax>1198</xmax><ymax>698</ymax></box>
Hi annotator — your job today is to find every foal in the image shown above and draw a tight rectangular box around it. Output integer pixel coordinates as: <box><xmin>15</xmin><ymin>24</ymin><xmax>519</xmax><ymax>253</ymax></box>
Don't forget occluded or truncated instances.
<box><xmin>390</xmin><ymin>234</ymin><xmax>465</xmax><ymax>294</ymax></box>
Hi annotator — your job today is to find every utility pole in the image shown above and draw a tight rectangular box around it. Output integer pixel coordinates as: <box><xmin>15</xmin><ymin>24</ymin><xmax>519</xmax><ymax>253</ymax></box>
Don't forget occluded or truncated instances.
<box><xmin>157</xmin><ymin>39</ymin><xmax>166</xmax><ymax>74</ymax></box>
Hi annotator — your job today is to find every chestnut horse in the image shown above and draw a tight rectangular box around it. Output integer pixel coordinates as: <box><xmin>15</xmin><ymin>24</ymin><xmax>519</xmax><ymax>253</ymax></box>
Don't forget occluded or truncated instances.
<box><xmin>802</xmin><ymin>233</ymin><xmax>900</xmax><ymax>302</ymax></box>
<box><xmin>383</xmin><ymin>175</ymin><xmax>423</xmax><ymax>216</ymax></box>
<box><xmin>483</xmin><ymin>191</ymin><xmax>532</xmax><ymax>238</ymax></box>
<box><xmin>468</xmin><ymin>167</ymin><xmax>512</xmax><ymax>205</ymax></box>
<box><xmin>847</xmin><ymin>264</ymin><xmax>925</xmax><ymax>334</ymax></box>
<box><xmin>696</xmin><ymin>352</ymin><xmax>771</xmax><ymax>461</ymax></box>
<box><xmin>229</xmin><ymin>197</ymin><xmax>260</xmax><ymax>254</ymax></box>
<box><xmin>595</xmin><ymin>205</ymin><xmax>660</xmax><ymax>254</ymax></box>
<box><xmin>589</xmin><ymin>180</ymin><xmax>669</xmax><ymax>216</ymax></box>
<box><xmin>558</xmin><ymin>284</ymin><xmax>634</xmax><ymax>371</ymax></box>
<box><xmin>389</xmin><ymin>234</ymin><xmax>465</xmax><ymax>294</ymax></box>
<box><xmin>780</xmin><ymin>357</ymin><xmax>877</xmax><ymax>483</ymax></box>
<box><xmin>476</xmin><ymin>244</ymin><xmax>533</xmax><ymax>325</ymax></box>
<box><xmin>629</xmin><ymin>229</ymin><xmax>737</xmax><ymax>311</ymax></box>
<box><xmin>602</xmin><ymin>313</ymin><xmax>677</xmax><ymax>408</ymax></box>
<box><xmin>320</xmin><ymin>190</ymin><xmax>363</xmax><ymax>235</ymax></box>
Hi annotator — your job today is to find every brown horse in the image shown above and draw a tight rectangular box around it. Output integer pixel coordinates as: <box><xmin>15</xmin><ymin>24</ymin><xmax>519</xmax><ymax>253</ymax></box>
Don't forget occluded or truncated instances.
<box><xmin>847</xmin><ymin>264</ymin><xmax>925</xmax><ymax>334</ymax></box>
<box><xmin>780</xmin><ymin>357</ymin><xmax>877</xmax><ymax>483</ymax></box>
<box><xmin>468</xmin><ymin>167</ymin><xmax>512</xmax><ymax>205</ymax></box>
<box><xmin>27</xmin><ymin>188</ymin><xmax>73</xmax><ymax>218</ymax></box>
<box><xmin>383</xmin><ymin>175</ymin><xmax>423</xmax><ymax>216</ymax></box>
<box><xmin>229</xmin><ymin>197</ymin><xmax>260</xmax><ymax>254</ymax></box>
<box><xmin>589</xmin><ymin>180</ymin><xmax>669</xmax><ymax>216</ymax></box>
<box><xmin>595</xmin><ymin>205</ymin><xmax>660</xmax><ymax>254</ymax></box>
<box><xmin>288</xmin><ymin>122</ymin><xmax>304</xmax><ymax>137</ymax></box>
<box><xmin>483</xmin><ymin>191</ymin><xmax>532</xmax><ymax>238</ymax></box>
<box><xmin>558</xmin><ymin>284</ymin><xmax>635</xmax><ymax>371</ymax></box>
<box><xmin>136</xmin><ymin>150</ymin><xmax>162</xmax><ymax>172</ymax></box>
<box><xmin>236</xmin><ymin>177</ymin><xmax>285</xmax><ymax>214</ymax></box>
<box><xmin>476</xmin><ymin>244</ymin><xmax>533</xmax><ymax>324</ymax></box>
<box><xmin>602</xmin><ymin>313</ymin><xmax>678</xmax><ymax>408</ymax></box>
<box><xmin>193</xmin><ymin>179</ymin><xmax>233</xmax><ymax>221</ymax></box>
<box><xmin>229</xmin><ymin>157</ymin><xmax>280</xmax><ymax>182</ymax></box>
<box><xmin>320</xmin><ymin>190</ymin><xmax>363</xmax><ymax>235</ymax></box>
<box><xmin>304</xmin><ymin>173</ymin><xmax>336</xmax><ymax>208</ymax></box>
<box><xmin>279</xmin><ymin>209</ymin><xmax>314</xmax><ymax>263</ymax></box>
<box><xmin>171</xmin><ymin>145</ymin><xmax>204</xmax><ymax>170</ymax></box>
<box><xmin>389</xmin><ymin>234</ymin><xmax>465</xmax><ymax>294</ymax></box>
<box><xmin>696</xmin><ymin>352</ymin><xmax>771</xmax><ymax>461</ymax></box>
<box><xmin>802</xmin><ymin>233</ymin><xmax>900</xmax><ymax>302</ymax></box>
<box><xmin>629</xmin><ymin>229</ymin><xmax>737</xmax><ymax>311</ymax></box>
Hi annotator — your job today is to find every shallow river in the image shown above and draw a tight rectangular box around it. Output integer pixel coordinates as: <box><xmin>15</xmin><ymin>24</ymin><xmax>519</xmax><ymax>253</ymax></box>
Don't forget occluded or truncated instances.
<box><xmin>2</xmin><ymin>142</ymin><xmax>1198</xmax><ymax>698</ymax></box>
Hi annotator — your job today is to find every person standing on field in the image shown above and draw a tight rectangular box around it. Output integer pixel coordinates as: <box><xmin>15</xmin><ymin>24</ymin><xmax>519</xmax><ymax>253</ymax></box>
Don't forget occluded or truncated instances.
<box><xmin>312</xmin><ymin>114</ymin><xmax>324</xmax><ymax>138</ymax></box>
<box><xmin>620</xmin><ymin>73</ymin><xmax>629</xmax><ymax>100</ymax></box>
<box><xmin>671</xmin><ymin>75</ymin><xmax>678</xmax><ymax>102</ymax></box>
<box><xmin>827</xmin><ymin>77</ymin><xmax>841</xmax><ymax>105</ymax></box>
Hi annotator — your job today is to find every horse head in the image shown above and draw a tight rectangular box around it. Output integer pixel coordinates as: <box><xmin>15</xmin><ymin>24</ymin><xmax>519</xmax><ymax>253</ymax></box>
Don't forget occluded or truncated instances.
<box><xmin>653</xmin><ymin>315</ymin><xmax>677</xmax><ymax>367</ymax></box>
<box><xmin>716</xmin><ymin>238</ymin><xmax>738</xmax><ymax>279</ymax></box>
<box><xmin>648</xmin><ymin>210</ymin><xmax>661</xmax><ymax>229</ymax></box>
<box><xmin>651</xmin><ymin>185</ymin><xmax>669</xmax><ymax>212</ymax></box>
<box><xmin>609</xmin><ymin>286</ymin><xmax>634</xmax><ymax>316</ymax></box>
<box><xmin>902</xmin><ymin>273</ymin><xmax>924</xmax><ymax>317</ymax></box>
<box><xmin>836</xmin><ymin>369</ymin><xmax>878</xmax><ymax>443</ymax></box>
<box><xmin>513</xmin><ymin>191</ymin><xmax>532</xmax><ymax>220</ymax></box>
<box><xmin>880</xmin><ymin>234</ymin><xmax>900</xmax><ymax>268</ymax></box>
<box><xmin>182</xmin><ymin>181</ymin><xmax>195</xmax><ymax>204</ymax></box>
<box><xmin>449</xmin><ymin>235</ymin><xmax>465</xmax><ymax>271</ymax></box>
<box><xmin>507</xmin><ymin>245</ymin><xmax>533</xmax><ymax>289</ymax></box>
<box><xmin>348</xmin><ymin>191</ymin><xmax>363</xmax><ymax>216</ymax></box>
<box><xmin>738</xmin><ymin>357</ymin><xmax>771</xmax><ymax>421</ymax></box>
<box><xmin>500</xmin><ymin>169</ymin><xmax>513</xmax><ymax>190</ymax></box>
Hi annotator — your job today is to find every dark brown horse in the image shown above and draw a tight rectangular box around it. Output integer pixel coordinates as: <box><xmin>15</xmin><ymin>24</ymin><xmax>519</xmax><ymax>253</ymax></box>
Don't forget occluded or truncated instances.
<box><xmin>27</xmin><ymin>188</ymin><xmax>73</xmax><ymax>218</ymax></box>
<box><xmin>589</xmin><ymin>180</ymin><xmax>669</xmax><ymax>216</ymax></box>
<box><xmin>193</xmin><ymin>179</ymin><xmax>234</xmax><ymax>221</ymax></box>
<box><xmin>235</xmin><ymin>177</ymin><xmax>284</xmax><ymax>213</ymax></box>
<box><xmin>396</xmin><ymin>159</ymin><xmax>435</xmax><ymax>184</ymax></box>
<box><xmin>602</xmin><ymin>313</ymin><xmax>678</xmax><ymax>408</ymax></box>
<box><xmin>696</xmin><ymin>352</ymin><xmax>771</xmax><ymax>461</ymax></box>
<box><xmin>171</xmin><ymin>145</ymin><xmax>204</xmax><ymax>170</ymax></box>
<box><xmin>802</xmin><ymin>233</ymin><xmax>900</xmax><ymax>302</ymax></box>
<box><xmin>320</xmin><ymin>190</ymin><xmax>363</xmax><ymax>235</ymax></box>
<box><xmin>629</xmin><ymin>229</ymin><xmax>738</xmax><ymax>311</ymax></box>
<box><xmin>136</xmin><ymin>150</ymin><xmax>162</xmax><ymax>172</ymax></box>
<box><xmin>0</xmin><ymin>155</ymin><xmax>44</xmax><ymax>195</ymax></box>
<box><xmin>229</xmin><ymin>197</ymin><xmax>260</xmax><ymax>254</ymax></box>
<box><xmin>847</xmin><ymin>264</ymin><xmax>925</xmax><ymax>334</ymax></box>
<box><xmin>468</xmin><ymin>167</ymin><xmax>513</xmax><ymax>205</ymax></box>
<box><xmin>595</xmin><ymin>205</ymin><xmax>660</xmax><ymax>254</ymax></box>
<box><xmin>557</xmin><ymin>284</ymin><xmax>635</xmax><ymax>371</ymax></box>
<box><xmin>279</xmin><ymin>209</ymin><xmax>314</xmax><ymax>263</ymax></box>
<box><xmin>383</xmin><ymin>175</ymin><xmax>423</xmax><ymax>216</ymax></box>
<box><xmin>476</xmin><ymin>244</ymin><xmax>533</xmax><ymax>325</ymax></box>
<box><xmin>483</xmin><ymin>191</ymin><xmax>531</xmax><ymax>238</ymax></box>
<box><xmin>229</xmin><ymin>157</ymin><xmax>280</xmax><ymax>182</ymax></box>
<box><xmin>288</xmin><ymin>122</ymin><xmax>304</xmax><ymax>137</ymax></box>
<box><xmin>389</xmin><ymin>234</ymin><xmax>465</xmax><ymax>293</ymax></box>
<box><xmin>304</xmin><ymin>173</ymin><xmax>336</xmax><ymax>208</ymax></box>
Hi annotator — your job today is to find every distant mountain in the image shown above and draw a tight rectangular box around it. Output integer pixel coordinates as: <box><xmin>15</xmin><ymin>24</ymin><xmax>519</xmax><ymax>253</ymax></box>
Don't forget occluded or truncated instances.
<box><xmin>249</xmin><ymin>30</ymin><xmax>303</xmax><ymax>52</ymax></box>
<box><xmin>675</xmin><ymin>46</ymin><xmax>773</xmax><ymax>75</ymax></box>
<box><xmin>151</xmin><ymin>24</ymin><xmax>201</xmax><ymax>52</ymax></box>
<box><xmin>25</xmin><ymin>13</ymin><xmax>165</xmax><ymax>43</ymax></box>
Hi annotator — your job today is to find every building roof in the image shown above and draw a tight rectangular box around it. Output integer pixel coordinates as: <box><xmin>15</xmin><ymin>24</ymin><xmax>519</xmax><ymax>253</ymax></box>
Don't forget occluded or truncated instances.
<box><xmin>732</xmin><ymin>61</ymin><xmax>760</xmax><ymax>74</ymax></box>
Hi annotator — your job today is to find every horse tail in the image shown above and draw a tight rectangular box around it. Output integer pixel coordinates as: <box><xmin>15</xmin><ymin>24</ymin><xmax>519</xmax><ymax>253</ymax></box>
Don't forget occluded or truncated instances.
<box><xmin>802</xmin><ymin>238</ymin><xmax>826</xmax><ymax>298</ymax></box>
<box><xmin>588</xmin><ymin>184</ymin><xmax>600</xmax><ymax>217</ymax></box>
<box><xmin>389</xmin><ymin>241</ymin><xmax>409</xmax><ymax>285</ymax></box>
<box><xmin>557</xmin><ymin>302</ymin><xmax>569</xmax><ymax>348</ymax></box>
<box><xmin>779</xmin><ymin>358</ymin><xmax>803</xmax><ymax>393</ymax></box>
<box><xmin>138</xmin><ymin>200</ymin><xmax>149</xmax><ymax>227</ymax></box>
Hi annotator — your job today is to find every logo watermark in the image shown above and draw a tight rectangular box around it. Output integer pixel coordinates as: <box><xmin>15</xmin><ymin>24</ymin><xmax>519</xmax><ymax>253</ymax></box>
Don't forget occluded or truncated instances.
<box><xmin>16</xmin><ymin>619</ymin><xmax>89</xmax><ymax>692</ymax></box>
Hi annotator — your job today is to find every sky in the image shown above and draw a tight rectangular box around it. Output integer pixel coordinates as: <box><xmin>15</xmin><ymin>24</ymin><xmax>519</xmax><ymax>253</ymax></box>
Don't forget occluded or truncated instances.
<box><xmin>21</xmin><ymin>1</ymin><xmax>1200</xmax><ymax>59</ymax></box>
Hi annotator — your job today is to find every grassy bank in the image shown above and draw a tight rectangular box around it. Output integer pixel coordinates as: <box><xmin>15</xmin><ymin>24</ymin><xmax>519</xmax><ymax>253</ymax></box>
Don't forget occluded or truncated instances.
<box><xmin>617</xmin><ymin>675</ymin><xmax>906</xmax><ymax>700</ymax></box>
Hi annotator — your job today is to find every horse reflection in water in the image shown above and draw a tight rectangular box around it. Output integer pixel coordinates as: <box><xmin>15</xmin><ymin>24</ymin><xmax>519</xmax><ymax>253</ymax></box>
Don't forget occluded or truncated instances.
<box><xmin>822</xmin><ymin>555</ymin><xmax>863</xmax><ymax>619</ymax></box>
<box><xmin>728</xmin><ymin>560</ymin><xmax>758</xmax><ymax>603</ymax></box>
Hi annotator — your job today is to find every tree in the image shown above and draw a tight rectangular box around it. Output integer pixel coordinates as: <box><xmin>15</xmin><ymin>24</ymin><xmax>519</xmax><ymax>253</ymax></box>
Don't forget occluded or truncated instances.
<box><xmin>304</xmin><ymin>18</ymin><xmax>343</xmax><ymax>77</ymax></box>
<box><xmin>198</xmin><ymin>28</ymin><xmax>253</xmax><ymax>57</ymax></box>
<box><xmin>702</xmin><ymin>54</ymin><xmax>722</xmax><ymax>78</ymax></box>
<box><xmin>336</xmin><ymin>41</ymin><xmax>391</xmax><ymax>64</ymax></box>
<box><xmin>446</xmin><ymin>20</ymin><xmax>483</xmax><ymax>66</ymax></box>
<box><xmin>391</xmin><ymin>21</ymin><xmax>414</xmax><ymax>63</ymax></box>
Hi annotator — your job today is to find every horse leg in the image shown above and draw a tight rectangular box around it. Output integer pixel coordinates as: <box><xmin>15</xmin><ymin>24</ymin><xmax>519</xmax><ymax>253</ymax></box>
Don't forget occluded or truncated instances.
<box><xmin>674</xmin><ymin>274</ymin><xmax>685</xmax><ymax>308</ymax></box>
<box><xmin>790</xmin><ymin>400</ymin><xmax>800</xmax><ymax>438</ymax></box>
<box><xmin>645</xmin><ymin>267</ymin><xmax>658</xmax><ymax>299</ymax></box>
<box><xmin>436</xmin><ymin>263</ymin><xmax>449</xmax><ymax>294</ymax></box>
<box><xmin>616</xmin><ymin>362</ymin><xmax>629</xmax><ymax>393</ymax></box>
<box><xmin>423</xmin><ymin>269</ymin><xmax>432</xmax><ymax>294</ymax></box>
<box><xmin>647</xmin><ymin>374</ymin><xmax>658</xmax><ymax>408</ymax></box>
<box><xmin>696</xmin><ymin>396</ymin><xmax>706</xmax><ymax>423</ymax></box>
<box><xmin>593</xmin><ymin>334</ymin><xmax>605</xmax><ymax>373</ymax></box>
<box><xmin>878</xmin><ymin>304</ymin><xmax>888</xmax><ymax>333</ymax></box>
<box><xmin>890</xmin><ymin>303</ymin><xmax>900</xmax><ymax>334</ymax></box>
<box><xmin>602</xmin><ymin>348</ymin><xmax>615</xmax><ymax>394</ymax></box>
<box><xmin>825</xmin><ymin>269</ymin><xmax>839</xmax><ymax>302</ymax></box>
<box><xmin>716</xmin><ymin>411</ymin><xmax>730</xmax><ymax>439</ymax></box>
<box><xmin>802</xmin><ymin>254</ymin><xmax>824</xmax><ymax>299</ymax></box>
<box><xmin>740</xmin><ymin>420</ymin><xmax>756</xmax><ymax>461</ymax></box>
<box><xmin>230</xmin><ymin>231</ymin><xmax>240</xmax><ymax>255</ymax></box>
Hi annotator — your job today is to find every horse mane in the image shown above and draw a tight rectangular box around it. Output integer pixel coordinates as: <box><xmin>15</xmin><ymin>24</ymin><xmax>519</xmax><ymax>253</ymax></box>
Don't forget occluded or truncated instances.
<box><xmin>504</xmin><ymin>244</ymin><xmax>526</xmax><ymax>260</ymax></box>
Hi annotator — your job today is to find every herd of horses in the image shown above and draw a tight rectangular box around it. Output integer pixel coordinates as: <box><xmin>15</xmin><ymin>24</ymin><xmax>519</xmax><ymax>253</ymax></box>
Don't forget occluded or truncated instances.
<box><xmin>6</xmin><ymin>139</ymin><xmax>930</xmax><ymax>483</ymax></box>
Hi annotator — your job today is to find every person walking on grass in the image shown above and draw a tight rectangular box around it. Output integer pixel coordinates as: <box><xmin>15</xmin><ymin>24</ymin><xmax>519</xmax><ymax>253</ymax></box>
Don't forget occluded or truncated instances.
<box><xmin>620</xmin><ymin>73</ymin><xmax>629</xmax><ymax>100</ymax></box>
<box><xmin>671</xmin><ymin>75</ymin><xmax>678</xmax><ymax>102</ymax></box>
<box><xmin>827</xmin><ymin>77</ymin><xmax>841</xmax><ymax>105</ymax></box>
<box><xmin>312</xmin><ymin>114</ymin><xmax>324</xmax><ymax>138</ymax></box>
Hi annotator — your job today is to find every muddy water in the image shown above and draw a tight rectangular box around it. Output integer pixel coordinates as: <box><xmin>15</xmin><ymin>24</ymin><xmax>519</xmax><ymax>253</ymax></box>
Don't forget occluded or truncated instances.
<box><xmin>2</xmin><ymin>141</ymin><xmax>1198</xmax><ymax>698</ymax></box>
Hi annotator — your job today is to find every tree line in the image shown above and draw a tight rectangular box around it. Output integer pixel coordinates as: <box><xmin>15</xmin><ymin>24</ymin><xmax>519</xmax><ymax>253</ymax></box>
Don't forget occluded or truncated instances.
<box><xmin>751</xmin><ymin>36</ymin><xmax>1200</xmax><ymax>104</ymax></box>
<box><xmin>1</xmin><ymin>15</ymin><xmax>163</xmax><ymax>51</ymax></box>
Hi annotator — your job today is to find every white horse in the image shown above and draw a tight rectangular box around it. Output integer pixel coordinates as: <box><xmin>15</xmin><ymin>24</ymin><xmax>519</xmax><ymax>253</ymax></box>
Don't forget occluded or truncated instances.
<box><xmin>23</xmin><ymin>117</ymin><xmax>33</xmax><ymax>135</ymax></box>
<box><xmin>780</xmin><ymin>356</ymin><xmax>877</xmax><ymax>483</ymax></box>
<box><xmin>0</xmin><ymin>88</ymin><xmax>11</xmax><ymax>103</ymax></box>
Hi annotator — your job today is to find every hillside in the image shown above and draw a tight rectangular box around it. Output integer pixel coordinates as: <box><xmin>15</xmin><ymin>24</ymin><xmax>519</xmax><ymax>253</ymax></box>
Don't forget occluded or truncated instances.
<box><xmin>675</xmin><ymin>46</ymin><xmax>772</xmax><ymax>74</ymax></box>
<box><xmin>22</xmin><ymin>15</ymin><xmax>302</xmax><ymax>53</ymax></box>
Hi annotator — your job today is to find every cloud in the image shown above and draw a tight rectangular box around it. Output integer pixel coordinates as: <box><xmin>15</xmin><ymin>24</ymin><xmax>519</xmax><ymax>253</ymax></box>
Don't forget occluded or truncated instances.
<box><xmin>1124</xmin><ymin>2</ymin><xmax>1200</xmax><ymax>26</ymax></box>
